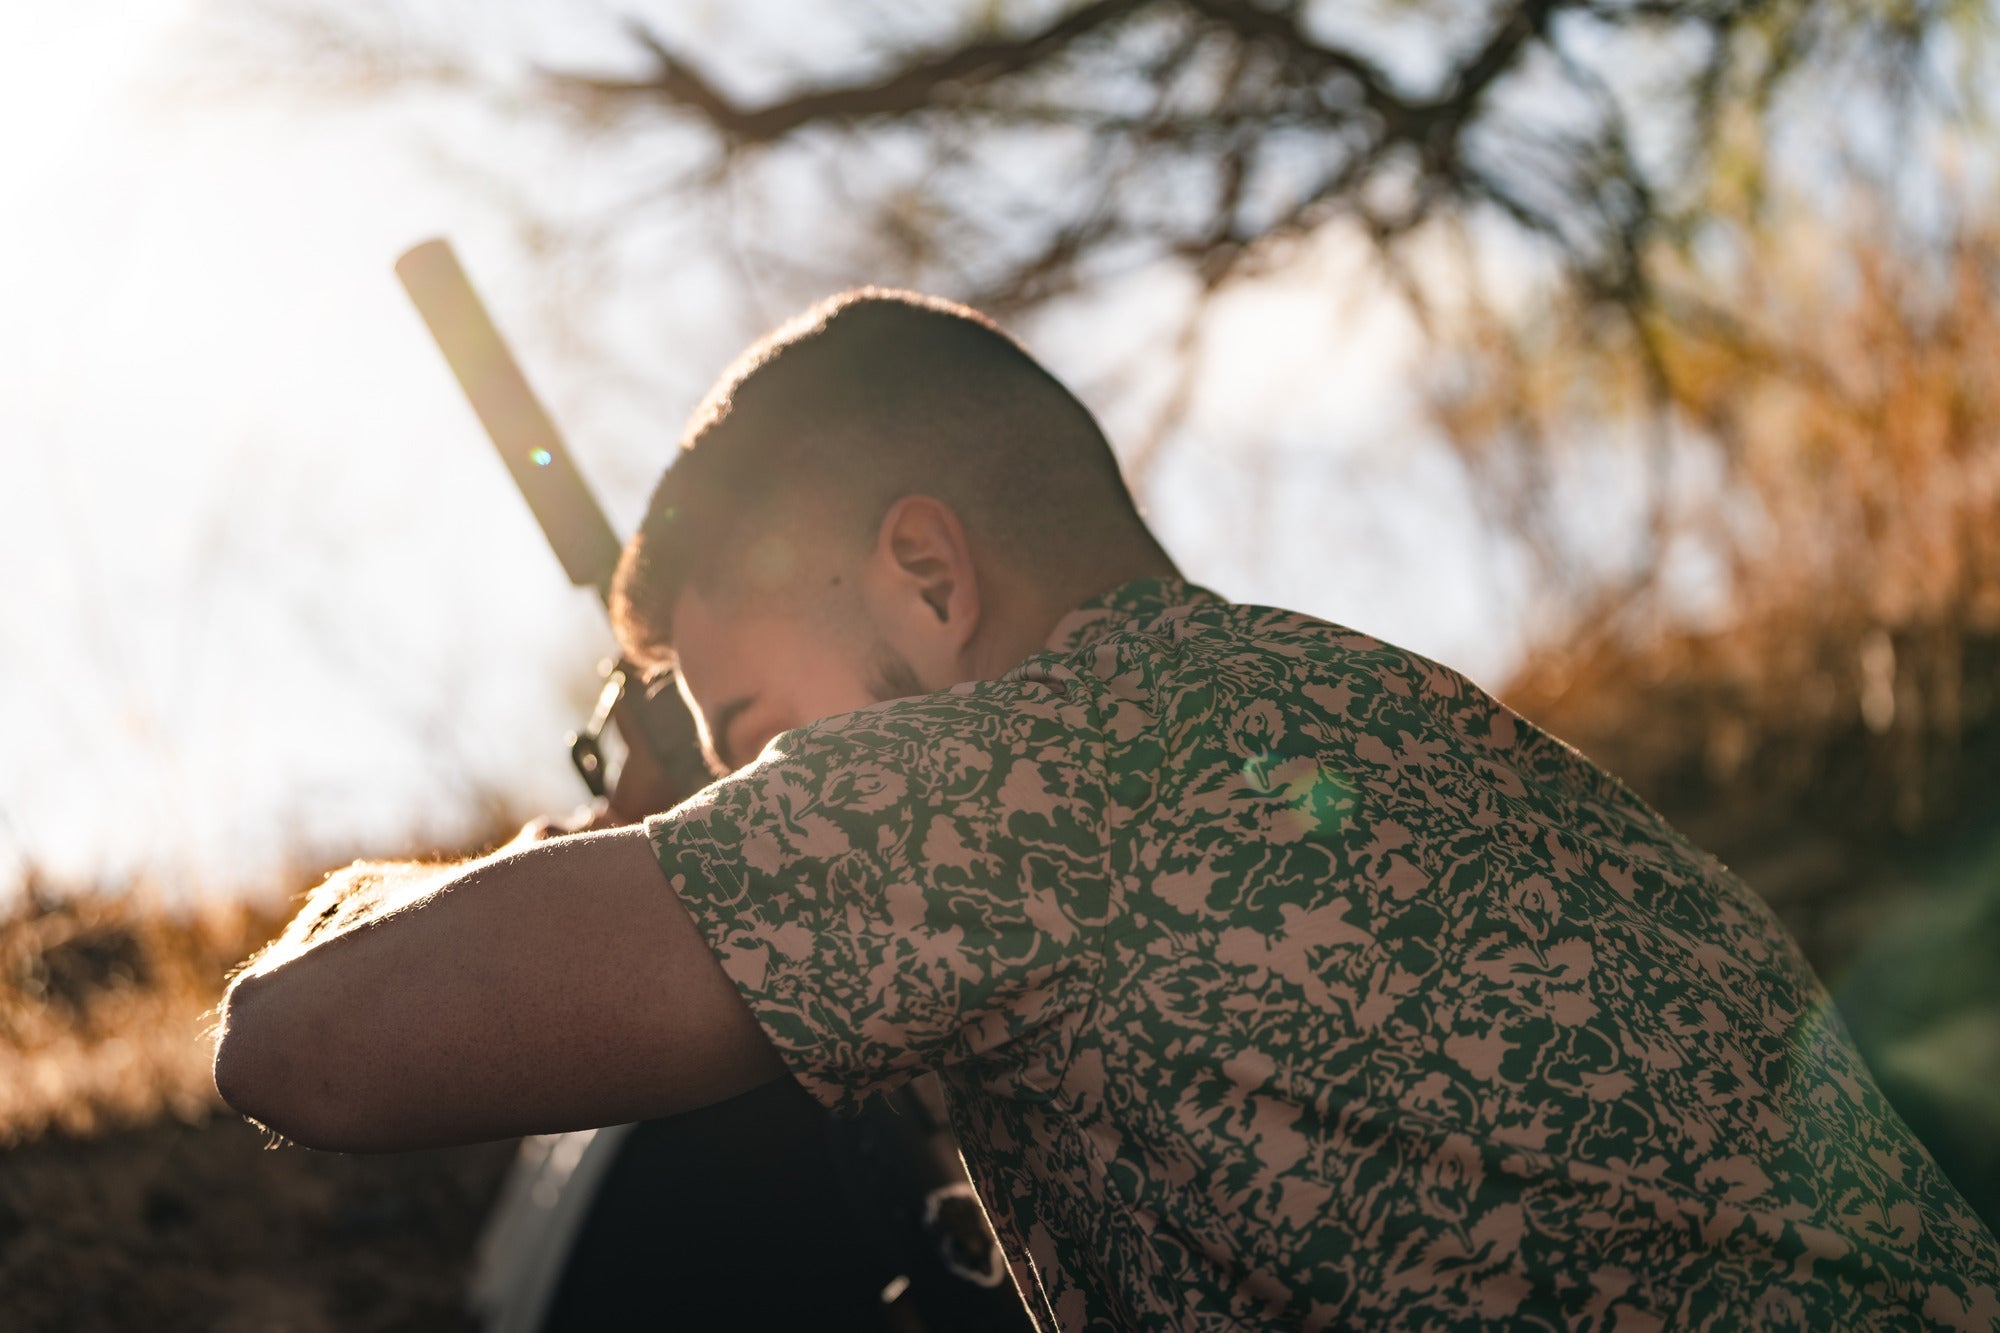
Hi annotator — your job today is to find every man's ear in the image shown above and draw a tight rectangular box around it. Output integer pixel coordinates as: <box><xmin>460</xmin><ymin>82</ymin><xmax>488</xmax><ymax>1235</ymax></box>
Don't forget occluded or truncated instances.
<box><xmin>870</xmin><ymin>495</ymin><xmax>982</xmax><ymax>655</ymax></box>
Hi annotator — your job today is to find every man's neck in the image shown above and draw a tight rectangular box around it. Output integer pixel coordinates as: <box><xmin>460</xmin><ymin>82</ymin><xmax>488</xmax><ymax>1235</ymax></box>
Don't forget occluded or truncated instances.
<box><xmin>965</xmin><ymin>555</ymin><xmax>1183</xmax><ymax>681</ymax></box>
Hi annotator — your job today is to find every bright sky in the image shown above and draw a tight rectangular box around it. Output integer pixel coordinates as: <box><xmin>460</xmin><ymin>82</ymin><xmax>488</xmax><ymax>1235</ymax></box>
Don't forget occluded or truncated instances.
<box><xmin>0</xmin><ymin>4</ymin><xmax>1521</xmax><ymax>904</ymax></box>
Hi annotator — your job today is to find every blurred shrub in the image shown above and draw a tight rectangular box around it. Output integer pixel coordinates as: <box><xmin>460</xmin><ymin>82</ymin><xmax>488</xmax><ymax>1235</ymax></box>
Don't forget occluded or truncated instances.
<box><xmin>1440</xmin><ymin>216</ymin><xmax>2000</xmax><ymax>849</ymax></box>
<box><xmin>0</xmin><ymin>876</ymin><xmax>278</xmax><ymax>1145</ymax></box>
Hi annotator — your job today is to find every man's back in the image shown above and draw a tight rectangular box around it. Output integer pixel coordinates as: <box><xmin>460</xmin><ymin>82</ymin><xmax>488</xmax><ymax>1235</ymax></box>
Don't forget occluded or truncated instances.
<box><xmin>652</xmin><ymin>578</ymin><xmax>2000</xmax><ymax>1329</ymax></box>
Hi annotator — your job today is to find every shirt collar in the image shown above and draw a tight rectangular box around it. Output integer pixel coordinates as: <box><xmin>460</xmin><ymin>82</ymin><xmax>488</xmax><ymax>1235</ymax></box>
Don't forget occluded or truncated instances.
<box><xmin>1042</xmin><ymin>575</ymin><xmax>1222</xmax><ymax>657</ymax></box>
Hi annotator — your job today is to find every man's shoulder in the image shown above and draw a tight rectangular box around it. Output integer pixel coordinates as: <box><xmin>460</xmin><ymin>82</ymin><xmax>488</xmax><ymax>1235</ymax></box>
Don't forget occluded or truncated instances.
<box><xmin>1042</xmin><ymin>584</ymin><xmax>1491</xmax><ymax>723</ymax></box>
<box><xmin>1035</xmin><ymin>583</ymin><xmax>1665</xmax><ymax>828</ymax></box>
<box><xmin>1049</xmin><ymin>583</ymin><xmax>1436</xmax><ymax>669</ymax></box>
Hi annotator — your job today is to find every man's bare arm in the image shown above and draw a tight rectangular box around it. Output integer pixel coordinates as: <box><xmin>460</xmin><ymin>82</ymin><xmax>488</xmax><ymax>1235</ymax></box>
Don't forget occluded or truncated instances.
<box><xmin>212</xmin><ymin>825</ymin><xmax>786</xmax><ymax>1152</ymax></box>
<box><xmin>258</xmin><ymin>859</ymin><xmax>438</xmax><ymax>959</ymax></box>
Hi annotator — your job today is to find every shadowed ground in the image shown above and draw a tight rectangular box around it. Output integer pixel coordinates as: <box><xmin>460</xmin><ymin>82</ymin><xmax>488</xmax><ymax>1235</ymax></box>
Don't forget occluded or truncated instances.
<box><xmin>0</xmin><ymin>1111</ymin><xmax>512</xmax><ymax>1333</ymax></box>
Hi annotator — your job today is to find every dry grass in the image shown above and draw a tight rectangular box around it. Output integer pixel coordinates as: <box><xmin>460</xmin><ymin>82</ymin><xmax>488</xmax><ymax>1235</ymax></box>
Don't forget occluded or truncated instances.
<box><xmin>1437</xmin><ymin>214</ymin><xmax>2000</xmax><ymax>849</ymax></box>
<box><xmin>0</xmin><ymin>882</ymin><xmax>278</xmax><ymax>1147</ymax></box>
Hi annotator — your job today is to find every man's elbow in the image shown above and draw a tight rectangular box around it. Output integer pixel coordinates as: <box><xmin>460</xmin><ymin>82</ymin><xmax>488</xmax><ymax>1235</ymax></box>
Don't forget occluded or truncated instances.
<box><xmin>212</xmin><ymin>971</ymin><xmax>360</xmax><ymax>1151</ymax></box>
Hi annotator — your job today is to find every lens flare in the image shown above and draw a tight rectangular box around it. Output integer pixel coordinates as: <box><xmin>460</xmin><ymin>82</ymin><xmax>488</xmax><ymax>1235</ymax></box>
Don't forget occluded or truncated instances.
<box><xmin>529</xmin><ymin>448</ymin><xmax>553</xmax><ymax>467</ymax></box>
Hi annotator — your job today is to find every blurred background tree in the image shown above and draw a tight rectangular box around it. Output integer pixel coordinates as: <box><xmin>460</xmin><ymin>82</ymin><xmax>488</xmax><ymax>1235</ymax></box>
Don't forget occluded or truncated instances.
<box><xmin>157</xmin><ymin>0</ymin><xmax>2000</xmax><ymax>1225</ymax></box>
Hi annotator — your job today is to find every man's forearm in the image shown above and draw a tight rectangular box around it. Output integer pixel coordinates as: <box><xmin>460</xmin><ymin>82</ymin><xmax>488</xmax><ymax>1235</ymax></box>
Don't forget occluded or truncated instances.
<box><xmin>216</xmin><ymin>857</ymin><xmax>475</xmax><ymax>1143</ymax></box>
<box><xmin>242</xmin><ymin>824</ymin><xmax>560</xmax><ymax>982</ymax></box>
<box><xmin>211</xmin><ymin>827</ymin><xmax>785</xmax><ymax>1152</ymax></box>
<box><xmin>217</xmin><ymin>849</ymin><xmax>505</xmax><ymax>1141</ymax></box>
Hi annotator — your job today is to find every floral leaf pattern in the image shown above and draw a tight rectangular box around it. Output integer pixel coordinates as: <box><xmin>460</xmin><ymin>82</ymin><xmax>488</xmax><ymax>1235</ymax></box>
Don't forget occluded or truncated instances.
<box><xmin>649</xmin><ymin>578</ymin><xmax>2000</xmax><ymax>1331</ymax></box>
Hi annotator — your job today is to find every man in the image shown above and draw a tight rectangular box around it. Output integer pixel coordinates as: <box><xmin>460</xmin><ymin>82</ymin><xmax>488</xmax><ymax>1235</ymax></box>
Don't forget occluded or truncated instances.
<box><xmin>216</xmin><ymin>290</ymin><xmax>2000</xmax><ymax>1329</ymax></box>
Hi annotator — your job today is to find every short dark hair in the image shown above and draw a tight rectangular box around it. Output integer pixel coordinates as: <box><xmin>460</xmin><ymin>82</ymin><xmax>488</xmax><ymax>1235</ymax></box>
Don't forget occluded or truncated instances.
<box><xmin>610</xmin><ymin>287</ymin><xmax>1159</xmax><ymax>662</ymax></box>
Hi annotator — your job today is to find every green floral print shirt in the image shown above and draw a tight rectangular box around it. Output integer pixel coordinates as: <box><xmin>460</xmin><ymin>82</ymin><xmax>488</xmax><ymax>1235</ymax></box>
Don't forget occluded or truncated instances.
<box><xmin>647</xmin><ymin>577</ymin><xmax>2000</xmax><ymax>1331</ymax></box>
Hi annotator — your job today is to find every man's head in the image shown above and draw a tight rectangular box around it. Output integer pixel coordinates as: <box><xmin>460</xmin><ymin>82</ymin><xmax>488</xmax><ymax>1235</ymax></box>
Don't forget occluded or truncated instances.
<box><xmin>610</xmin><ymin>287</ymin><xmax>1174</xmax><ymax>771</ymax></box>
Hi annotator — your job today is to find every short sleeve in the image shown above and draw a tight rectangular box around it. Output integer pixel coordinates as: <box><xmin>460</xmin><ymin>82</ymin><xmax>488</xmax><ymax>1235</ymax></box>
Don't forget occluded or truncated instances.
<box><xmin>645</xmin><ymin>663</ymin><xmax>1111</xmax><ymax>1115</ymax></box>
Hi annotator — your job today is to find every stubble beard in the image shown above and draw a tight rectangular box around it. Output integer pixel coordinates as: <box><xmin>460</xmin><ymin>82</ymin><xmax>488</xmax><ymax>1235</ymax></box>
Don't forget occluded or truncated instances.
<box><xmin>866</xmin><ymin>644</ymin><xmax>927</xmax><ymax>703</ymax></box>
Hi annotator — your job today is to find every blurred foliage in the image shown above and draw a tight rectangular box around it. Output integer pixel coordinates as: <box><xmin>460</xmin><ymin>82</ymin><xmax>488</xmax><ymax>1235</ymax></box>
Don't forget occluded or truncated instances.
<box><xmin>1441</xmin><ymin>213</ymin><xmax>2000</xmax><ymax>843</ymax></box>
<box><xmin>231</xmin><ymin>0</ymin><xmax>1986</xmax><ymax>306</ymax></box>
<box><xmin>0</xmin><ymin>877</ymin><xmax>266</xmax><ymax>1147</ymax></box>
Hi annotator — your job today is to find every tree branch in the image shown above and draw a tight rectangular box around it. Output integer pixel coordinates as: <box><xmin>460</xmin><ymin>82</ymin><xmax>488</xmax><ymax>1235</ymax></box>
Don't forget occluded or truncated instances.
<box><xmin>569</xmin><ymin>0</ymin><xmax>1158</xmax><ymax>142</ymax></box>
